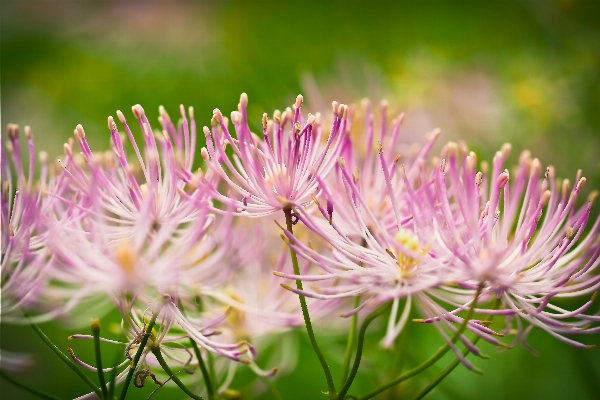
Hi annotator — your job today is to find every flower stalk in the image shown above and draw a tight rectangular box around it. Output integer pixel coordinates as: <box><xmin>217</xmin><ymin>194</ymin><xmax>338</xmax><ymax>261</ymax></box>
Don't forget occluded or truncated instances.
<box><xmin>25</xmin><ymin>314</ymin><xmax>103</xmax><ymax>399</ymax></box>
<box><xmin>283</xmin><ymin>205</ymin><xmax>337</xmax><ymax>398</ymax></box>
<box><xmin>358</xmin><ymin>284</ymin><xmax>484</xmax><ymax>400</ymax></box>
<box><xmin>340</xmin><ymin>295</ymin><xmax>361</xmax><ymax>386</ymax></box>
<box><xmin>337</xmin><ymin>302</ymin><xmax>391</xmax><ymax>400</ymax></box>
<box><xmin>119</xmin><ymin>297</ymin><xmax>166</xmax><ymax>400</ymax></box>
<box><xmin>413</xmin><ymin>297</ymin><xmax>502</xmax><ymax>400</ymax></box>
<box><xmin>151</xmin><ymin>347</ymin><xmax>205</xmax><ymax>400</ymax></box>
<box><xmin>90</xmin><ymin>318</ymin><xmax>108</xmax><ymax>399</ymax></box>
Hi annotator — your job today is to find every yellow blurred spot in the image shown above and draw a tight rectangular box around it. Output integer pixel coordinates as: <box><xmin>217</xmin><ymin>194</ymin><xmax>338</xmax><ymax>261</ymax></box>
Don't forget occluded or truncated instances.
<box><xmin>115</xmin><ymin>240</ymin><xmax>137</xmax><ymax>275</ymax></box>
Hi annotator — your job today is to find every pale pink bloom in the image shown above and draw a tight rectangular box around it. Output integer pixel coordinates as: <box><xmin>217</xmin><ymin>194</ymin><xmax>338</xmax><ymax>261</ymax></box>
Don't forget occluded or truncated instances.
<box><xmin>325</xmin><ymin>99</ymin><xmax>440</xmax><ymax>236</ymax></box>
<box><xmin>1</xmin><ymin>124</ymin><xmax>66</xmax><ymax>320</ymax></box>
<box><xmin>275</xmin><ymin>164</ymin><xmax>492</xmax><ymax>366</ymax></box>
<box><xmin>38</xmin><ymin>105</ymin><xmax>254</xmax><ymax>367</ymax></box>
<box><xmin>411</xmin><ymin>142</ymin><xmax>600</xmax><ymax>350</ymax></box>
<box><xmin>54</xmin><ymin>104</ymin><xmax>208</xmax><ymax>243</ymax></box>
<box><xmin>201</xmin><ymin>93</ymin><xmax>347</xmax><ymax>217</ymax></box>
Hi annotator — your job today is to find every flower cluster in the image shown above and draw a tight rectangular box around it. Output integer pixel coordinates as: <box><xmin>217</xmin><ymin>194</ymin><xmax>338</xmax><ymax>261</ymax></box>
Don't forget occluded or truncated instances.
<box><xmin>2</xmin><ymin>93</ymin><xmax>599</xmax><ymax>399</ymax></box>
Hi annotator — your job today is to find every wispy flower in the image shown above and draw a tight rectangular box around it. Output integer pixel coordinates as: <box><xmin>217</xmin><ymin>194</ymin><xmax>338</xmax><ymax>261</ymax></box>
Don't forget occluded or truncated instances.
<box><xmin>277</xmin><ymin>135</ymin><xmax>600</xmax><ymax>363</ymax></box>
<box><xmin>325</xmin><ymin>98</ymin><xmax>440</xmax><ymax>236</ymax></box>
<box><xmin>412</xmin><ymin>142</ymin><xmax>600</xmax><ymax>350</ymax></box>
<box><xmin>201</xmin><ymin>93</ymin><xmax>347</xmax><ymax>216</ymax></box>
<box><xmin>1</xmin><ymin>124</ymin><xmax>62</xmax><ymax>320</ymax></box>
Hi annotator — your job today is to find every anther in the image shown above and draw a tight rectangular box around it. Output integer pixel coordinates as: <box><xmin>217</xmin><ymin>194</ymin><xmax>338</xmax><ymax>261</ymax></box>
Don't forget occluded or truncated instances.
<box><xmin>562</xmin><ymin>179</ymin><xmax>571</xmax><ymax>195</ymax></box>
<box><xmin>132</xmin><ymin>104</ymin><xmax>145</xmax><ymax>119</ymax></box>
<box><xmin>200</xmin><ymin>148</ymin><xmax>209</xmax><ymax>161</ymax></box>
<box><xmin>531</xmin><ymin>158</ymin><xmax>541</xmax><ymax>177</ymax></box>
<box><xmin>501</xmin><ymin>143</ymin><xmax>512</xmax><ymax>158</ymax></box>
<box><xmin>496</xmin><ymin>171</ymin><xmax>509</xmax><ymax>188</ymax></box>
<box><xmin>446</xmin><ymin>142</ymin><xmax>458</xmax><ymax>158</ymax></box>
<box><xmin>541</xmin><ymin>190</ymin><xmax>551</xmax><ymax>205</ymax></box>
<box><xmin>240</xmin><ymin>93</ymin><xmax>248</xmax><ymax>108</ymax></box>
<box><xmin>75</xmin><ymin>124</ymin><xmax>86</xmax><ymax>139</ymax></box>
<box><xmin>213</xmin><ymin>109</ymin><xmax>223</xmax><ymax>123</ymax></box>
<box><xmin>566</xmin><ymin>226</ymin><xmax>573</xmax><ymax>239</ymax></box>
<box><xmin>332</xmin><ymin>101</ymin><xmax>339</xmax><ymax>116</ymax></box>
<box><xmin>116</xmin><ymin>110</ymin><xmax>127</xmax><ymax>125</ymax></box>
<box><xmin>480</xmin><ymin>161</ymin><xmax>489</xmax><ymax>175</ymax></box>
<box><xmin>295</xmin><ymin>94</ymin><xmax>303</xmax><ymax>109</ymax></box>
<box><xmin>7</xmin><ymin>124</ymin><xmax>19</xmax><ymax>140</ymax></box>
<box><xmin>576</xmin><ymin>177</ymin><xmax>586</xmax><ymax>192</ymax></box>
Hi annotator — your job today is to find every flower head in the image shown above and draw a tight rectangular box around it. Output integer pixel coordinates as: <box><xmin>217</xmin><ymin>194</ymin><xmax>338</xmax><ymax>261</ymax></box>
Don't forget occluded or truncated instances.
<box><xmin>201</xmin><ymin>93</ymin><xmax>348</xmax><ymax>216</ymax></box>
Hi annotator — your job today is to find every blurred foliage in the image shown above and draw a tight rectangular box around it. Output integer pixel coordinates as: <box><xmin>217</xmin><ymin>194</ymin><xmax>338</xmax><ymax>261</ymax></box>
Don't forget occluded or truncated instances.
<box><xmin>2</xmin><ymin>0</ymin><xmax>600</xmax><ymax>399</ymax></box>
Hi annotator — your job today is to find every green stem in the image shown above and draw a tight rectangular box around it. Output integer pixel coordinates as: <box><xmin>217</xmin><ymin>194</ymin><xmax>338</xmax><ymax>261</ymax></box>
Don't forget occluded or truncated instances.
<box><xmin>283</xmin><ymin>206</ymin><xmax>337</xmax><ymax>398</ymax></box>
<box><xmin>25</xmin><ymin>313</ymin><xmax>103</xmax><ymax>399</ymax></box>
<box><xmin>340</xmin><ymin>295</ymin><xmax>361</xmax><ymax>387</ymax></box>
<box><xmin>337</xmin><ymin>303</ymin><xmax>391</xmax><ymax>400</ymax></box>
<box><xmin>0</xmin><ymin>368</ymin><xmax>65</xmax><ymax>400</ymax></box>
<box><xmin>207</xmin><ymin>351</ymin><xmax>218</xmax><ymax>391</ymax></box>
<box><xmin>358</xmin><ymin>284</ymin><xmax>484</xmax><ymax>400</ymax></box>
<box><xmin>151</xmin><ymin>347</ymin><xmax>205</xmax><ymax>400</ymax></box>
<box><xmin>90</xmin><ymin>319</ymin><xmax>108</xmax><ymax>399</ymax></box>
<box><xmin>107</xmin><ymin>343</ymin><xmax>123</xmax><ymax>400</ymax></box>
<box><xmin>190</xmin><ymin>338</ymin><xmax>216</xmax><ymax>399</ymax></box>
<box><xmin>119</xmin><ymin>298</ymin><xmax>166</xmax><ymax>400</ymax></box>
<box><xmin>179</xmin><ymin>298</ymin><xmax>216</xmax><ymax>399</ymax></box>
<box><xmin>265</xmin><ymin>377</ymin><xmax>284</xmax><ymax>400</ymax></box>
<box><xmin>413</xmin><ymin>297</ymin><xmax>501</xmax><ymax>400</ymax></box>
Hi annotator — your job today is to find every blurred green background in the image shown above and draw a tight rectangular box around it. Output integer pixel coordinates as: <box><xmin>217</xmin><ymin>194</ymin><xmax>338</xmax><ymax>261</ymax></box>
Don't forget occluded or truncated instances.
<box><xmin>2</xmin><ymin>0</ymin><xmax>600</xmax><ymax>399</ymax></box>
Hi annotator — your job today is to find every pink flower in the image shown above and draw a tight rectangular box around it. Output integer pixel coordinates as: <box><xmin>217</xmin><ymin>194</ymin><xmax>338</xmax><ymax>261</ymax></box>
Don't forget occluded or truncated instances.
<box><xmin>415</xmin><ymin>142</ymin><xmax>600</xmax><ymax>350</ymax></box>
<box><xmin>324</xmin><ymin>99</ymin><xmax>440</xmax><ymax>236</ymax></box>
<box><xmin>201</xmin><ymin>93</ymin><xmax>347</xmax><ymax>217</ymax></box>
<box><xmin>1</xmin><ymin>124</ymin><xmax>63</xmax><ymax>320</ymax></box>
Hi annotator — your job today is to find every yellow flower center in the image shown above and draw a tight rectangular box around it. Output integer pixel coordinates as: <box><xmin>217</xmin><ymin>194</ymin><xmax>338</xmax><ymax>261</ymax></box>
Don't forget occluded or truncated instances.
<box><xmin>115</xmin><ymin>240</ymin><xmax>137</xmax><ymax>276</ymax></box>
<box><xmin>393</xmin><ymin>229</ymin><xmax>423</xmax><ymax>278</ymax></box>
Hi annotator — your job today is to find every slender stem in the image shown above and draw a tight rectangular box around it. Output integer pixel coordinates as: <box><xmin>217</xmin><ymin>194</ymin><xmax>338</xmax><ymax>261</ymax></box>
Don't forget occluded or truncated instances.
<box><xmin>264</xmin><ymin>377</ymin><xmax>284</xmax><ymax>400</ymax></box>
<box><xmin>90</xmin><ymin>319</ymin><xmax>108</xmax><ymax>399</ymax></box>
<box><xmin>283</xmin><ymin>206</ymin><xmax>337</xmax><ymax>398</ymax></box>
<box><xmin>340</xmin><ymin>295</ymin><xmax>361</xmax><ymax>386</ymax></box>
<box><xmin>358</xmin><ymin>284</ymin><xmax>484</xmax><ymax>400</ymax></box>
<box><xmin>0</xmin><ymin>368</ymin><xmax>65</xmax><ymax>400</ymax></box>
<box><xmin>119</xmin><ymin>299</ymin><xmax>166</xmax><ymax>400</ymax></box>
<box><xmin>207</xmin><ymin>351</ymin><xmax>218</xmax><ymax>391</ymax></box>
<box><xmin>413</xmin><ymin>297</ymin><xmax>501</xmax><ymax>400</ymax></box>
<box><xmin>25</xmin><ymin>313</ymin><xmax>103</xmax><ymax>399</ymax></box>
<box><xmin>337</xmin><ymin>303</ymin><xmax>391</xmax><ymax>400</ymax></box>
<box><xmin>179</xmin><ymin>298</ymin><xmax>216</xmax><ymax>399</ymax></box>
<box><xmin>107</xmin><ymin>343</ymin><xmax>122</xmax><ymax>400</ymax></box>
<box><xmin>190</xmin><ymin>338</ymin><xmax>215</xmax><ymax>399</ymax></box>
<box><xmin>151</xmin><ymin>348</ymin><xmax>205</xmax><ymax>400</ymax></box>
